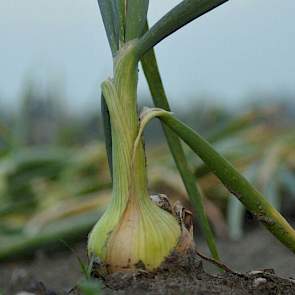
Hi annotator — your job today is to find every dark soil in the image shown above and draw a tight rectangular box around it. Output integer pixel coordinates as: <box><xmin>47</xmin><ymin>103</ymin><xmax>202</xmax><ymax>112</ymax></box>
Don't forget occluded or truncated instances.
<box><xmin>1</xmin><ymin>226</ymin><xmax>295</xmax><ymax>294</ymax></box>
<box><xmin>98</xmin><ymin>250</ymin><xmax>295</xmax><ymax>295</ymax></box>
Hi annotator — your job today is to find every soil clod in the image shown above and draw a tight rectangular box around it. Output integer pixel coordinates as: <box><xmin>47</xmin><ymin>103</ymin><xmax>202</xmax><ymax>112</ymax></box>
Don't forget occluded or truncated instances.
<box><xmin>99</xmin><ymin>250</ymin><xmax>295</xmax><ymax>294</ymax></box>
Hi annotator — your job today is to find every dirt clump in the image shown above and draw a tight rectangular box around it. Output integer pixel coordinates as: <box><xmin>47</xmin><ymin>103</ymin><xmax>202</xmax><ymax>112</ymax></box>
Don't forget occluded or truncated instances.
<box><xmin>93</xmin><ymin>250</ymin><xmax>295</xmax><ymax>295</ymax></box>
<box><xmin>1</xmin><ymin>233</ymin><xmax>295</xmax><ymax>294</ymax></box>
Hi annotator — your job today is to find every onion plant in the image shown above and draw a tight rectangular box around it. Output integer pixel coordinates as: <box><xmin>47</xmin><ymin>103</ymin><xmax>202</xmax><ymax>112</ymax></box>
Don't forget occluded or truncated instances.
<box><xmin>88</xmin><ymin>0</ymin><xmax>295</xmax><ymax>273</ymax></box>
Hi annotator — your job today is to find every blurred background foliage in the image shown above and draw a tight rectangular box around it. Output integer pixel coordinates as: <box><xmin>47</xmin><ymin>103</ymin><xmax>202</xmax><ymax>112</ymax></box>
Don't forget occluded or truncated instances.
<box><xmin>0</xmin><ymin>81</ymin><xmax>294</xmax><ymax>260</ymax></box>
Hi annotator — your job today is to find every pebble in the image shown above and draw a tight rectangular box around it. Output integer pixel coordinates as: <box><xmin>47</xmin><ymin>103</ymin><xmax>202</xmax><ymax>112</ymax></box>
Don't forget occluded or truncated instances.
<box><xmin>253</xmin><ymin>277</ymin><xmax>267</xmax><ymax>288</ymax></box>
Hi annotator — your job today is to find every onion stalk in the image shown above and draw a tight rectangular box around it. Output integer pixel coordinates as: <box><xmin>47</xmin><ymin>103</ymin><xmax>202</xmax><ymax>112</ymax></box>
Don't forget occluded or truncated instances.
<box><xmin>88</xmin><ymin>43</ymin><xmax>192</xmax><ymax>272</ymax></box>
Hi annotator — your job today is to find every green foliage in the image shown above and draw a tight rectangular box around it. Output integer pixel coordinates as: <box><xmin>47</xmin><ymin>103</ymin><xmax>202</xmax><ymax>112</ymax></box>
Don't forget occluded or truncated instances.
<box><xmin>0</xmin><ymin>102</ymin><xmax>113</xmax><ymax>258</ymax></box>
<box><xmin>96</xmin><ymin>0</ymin><xmax>230</xmax><ymax>260</ymax></box>
<box><xmin>0</xmin><ymin>105</ymin><xmax>294</xmax><ymax>259</ymax></box>
<box><xmin>0</xmin><ymin>211</ymin><xmax>103</xmax><ymax>260</ymax></box>
<box><xmin>194</xmin><ymin>109</ymin><xmax>295</xmax><ymax>240</ymax></box>
<box><xmin>95</xmin><ymin>0</ymin><xmax>295</xmax><ymax>260</ymax></box>
<box><xmin>1</xmin><ymin>0</ymin><xmax>295</xmax><ymax>266</ymax></box>
<box><xmin>137</xmin><ymin>0</ymin><xmax>229</xmax><ymax>57</ymax></box>
<box><xmin>141</xmin><ymin>42</ymin><xmax>219</xmax><ymax>259</ymax></box>
<box><xmin>97</xmin><ymin>0</ymin><xmax>119</xmax><ymax>55</ymax></box>
<box><xmin>0</xmin><ymin>148</ymin><xmax>69</xmax><ymax>217</ymax></box>
<box><xmin>78</xmin><ymin>279</ymin><xmax>102</xmax><ymax>295</ymax></box>
<box><xmin>145</xmin><ymin>108</ymin><xmax>295</xmax><ymax>253</ymax></box>
<box><xmin>97</xmin><ymin>0</ymin><xmax>149</xmax><ymax>52</ymax></box>
<box><xmin>125</xmin><ymin>0</ymin><xmax>149</xmax><ymax>41</ymax></box>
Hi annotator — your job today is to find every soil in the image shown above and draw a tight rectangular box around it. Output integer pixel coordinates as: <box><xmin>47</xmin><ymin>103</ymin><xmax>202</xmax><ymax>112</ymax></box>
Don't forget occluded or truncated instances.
<box><xmin>98</xmin><ymin>250</ymin><xmax>295</xmax><ymax>295</ymax></box>
<box><xmin>1</xmin><ymin>225</ymin><xmax>295</xmax><ymax>295</ymax></box>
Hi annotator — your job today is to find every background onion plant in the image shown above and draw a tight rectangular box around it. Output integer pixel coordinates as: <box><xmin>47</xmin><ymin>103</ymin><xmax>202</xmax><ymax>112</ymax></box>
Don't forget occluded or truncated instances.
<box><xmin>0</xmin><ymin>104</ymin><xmax>294</xmax><ymax>260</ymax></box>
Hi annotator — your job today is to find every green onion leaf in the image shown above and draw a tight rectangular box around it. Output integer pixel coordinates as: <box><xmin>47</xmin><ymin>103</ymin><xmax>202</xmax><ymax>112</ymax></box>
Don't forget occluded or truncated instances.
<box><xmin>125</xmin><ymin>0</ymin><xmax>149</xmax><ymax>41</ymax></box>
<box><xmin>140</xmin><ymin>108</ymin><xmax>295</xmax><ymax>254</ymax></box>
<box><xmin>137</xmin><ymin>0</ymin><xmax>229</xmax><ymax>57</ymax></box>
<box><xmin>97</xmin><ymin>0</ymin><xmax>119</xmax><ymax>56</ymax></box>
<box><xmin>141</xmin><ymin>43</ymin><xmax>219</xmax><ymax>260</ymax></box>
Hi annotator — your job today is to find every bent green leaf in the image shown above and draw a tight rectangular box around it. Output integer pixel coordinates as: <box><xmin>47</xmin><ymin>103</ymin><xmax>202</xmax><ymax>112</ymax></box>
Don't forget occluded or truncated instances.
<box><xmin>137</xmin><ymin>0</ymin><xmax>229</xmax><ymax>57</ymax></box>
<box><xmin>140</xmin><ymin>108</ymin><xmax>295</xmax><ymax>254</ymax></box>
<box><xmin>141</xmin><ymin>45</ymin><xmax>219</xmax><ymax>260</ymax></box>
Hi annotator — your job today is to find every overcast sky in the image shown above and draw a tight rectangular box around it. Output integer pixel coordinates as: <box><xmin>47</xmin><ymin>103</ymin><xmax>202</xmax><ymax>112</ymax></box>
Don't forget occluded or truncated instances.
<box><xmin>1</xmin><ymin>0</ymin><xmax>295</xmax><ymax>112</ymax></box>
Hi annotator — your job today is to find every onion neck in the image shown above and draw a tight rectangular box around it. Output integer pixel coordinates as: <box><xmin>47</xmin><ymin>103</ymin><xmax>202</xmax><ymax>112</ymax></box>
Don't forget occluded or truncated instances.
<box><xmin>103</xmin><ymin>41</ymin><xmax>149</xmax><ymax>213</ymax></box>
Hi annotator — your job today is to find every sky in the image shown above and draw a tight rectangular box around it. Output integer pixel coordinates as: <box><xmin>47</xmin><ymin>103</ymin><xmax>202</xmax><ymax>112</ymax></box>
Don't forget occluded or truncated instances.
<box><xmin>1</xmin><ymin>0</ymin><xmax>295</xmax><ymax>112</ymax></box>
